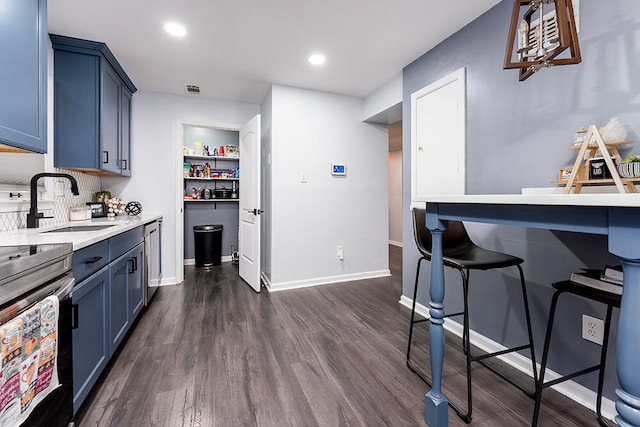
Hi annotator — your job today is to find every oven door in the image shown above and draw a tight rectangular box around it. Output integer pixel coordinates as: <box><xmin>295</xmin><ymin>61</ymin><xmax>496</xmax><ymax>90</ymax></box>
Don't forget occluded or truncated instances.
<box><xmin>0</xmin><ymin>273</ymin><xmax>74</xmax><ymax>427</ymax></box>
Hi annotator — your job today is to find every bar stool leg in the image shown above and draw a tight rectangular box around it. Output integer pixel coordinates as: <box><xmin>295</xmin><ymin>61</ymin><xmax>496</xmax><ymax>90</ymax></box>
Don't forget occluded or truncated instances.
<box><xmin>596</xmin><ymin>305</ymin><xmax>614</xmax><ymax>427</ymax></box>
<box><xmin>459</xmin><ymin>269</ymin><xmax>469</xmax><ymax>352</ymax></box>
<box><xmin>461</xmin><ymin>269</ymin><xmax>473</xmax><ymax>423</ymax></box>
<box><xmin>517</xmin><ymin>264</ymin><xmax>539</xmax><ymax>392</ymax></box>
<box><xmin>532</xmin><ymin>290</ymin><xmax>563</xmax><ymax>427</ymax></box>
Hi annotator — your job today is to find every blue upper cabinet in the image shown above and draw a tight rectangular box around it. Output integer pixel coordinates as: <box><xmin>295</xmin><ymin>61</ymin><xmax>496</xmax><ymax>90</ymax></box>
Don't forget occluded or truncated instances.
<box><xmin>50</xmin><ymin>34</ymin><xmax>136</xmax><ymax>176</ymax></box>
<box><xmin>0</xmin><ymin>0</ymin><xmax>48</xmax><ymax>153</ymax></box>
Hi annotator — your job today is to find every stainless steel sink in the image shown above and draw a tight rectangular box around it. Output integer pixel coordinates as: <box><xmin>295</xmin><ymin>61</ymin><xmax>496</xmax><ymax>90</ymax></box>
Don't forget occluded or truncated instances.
<box><xmin>42</xmin><ymin>225</ymin><xmax>116</xmax><ymax>233</ymax></box>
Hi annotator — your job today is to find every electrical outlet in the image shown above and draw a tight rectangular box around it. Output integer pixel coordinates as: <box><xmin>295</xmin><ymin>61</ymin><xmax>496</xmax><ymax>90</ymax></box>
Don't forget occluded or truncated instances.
<box><xmin>54</xmin><ymin>180</ymin><xmax>65</xmax><ymax>197</ymax></box>
<box><xmin>582</xmin><ymin>314</ymin><xmax>604</xmax><ymax>345</ymax></box>
<box><xmin>337</xmin><ymin>245</ymin><xmax>343</xmax><ymax>260</ymax></box>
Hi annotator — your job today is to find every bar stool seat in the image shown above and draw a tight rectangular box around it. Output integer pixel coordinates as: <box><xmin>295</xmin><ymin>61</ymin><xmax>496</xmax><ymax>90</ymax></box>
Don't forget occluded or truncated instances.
<box><xmin>532</xmin><ymin>280</ymin><xmax>620</xmax><ymax>427</ymax></box>
<box><xmin>407</xmin><ymin>207</ymin><xmax>538</xmax><ymax>423</ymax></box>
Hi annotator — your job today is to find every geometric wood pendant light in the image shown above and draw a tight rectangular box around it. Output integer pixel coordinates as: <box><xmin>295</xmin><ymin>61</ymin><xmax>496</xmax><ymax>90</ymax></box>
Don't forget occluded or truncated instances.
<box><xmin>504</xmin><ymin>0</ymin><xmax>581</xmax><ymax>81</ymax></box>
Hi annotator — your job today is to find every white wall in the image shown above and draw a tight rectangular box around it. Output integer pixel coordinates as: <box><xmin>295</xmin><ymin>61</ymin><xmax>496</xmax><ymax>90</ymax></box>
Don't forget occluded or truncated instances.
<box><xmin>260</xmin><ymin>88</ymin><xmax>273</xmax><ymax>283</ymax></box>
<box><xmin>388</xmin><ymin>150</ymin><xmax>402</xmax><ymax>246</ymax></box>
<box><xmin>267</xmin><ymin>85</ymin><xmax>389</xmax><ymax>290</ymax></box>
<box><xmin>103</xmin><ymin>91</ymin><xmax>260</xmax><ymax>285</ymax></box>
<box><xmin>362</xmin><ymin>73</ymin><xmax>403</xmax><ymax>122</ymax></box>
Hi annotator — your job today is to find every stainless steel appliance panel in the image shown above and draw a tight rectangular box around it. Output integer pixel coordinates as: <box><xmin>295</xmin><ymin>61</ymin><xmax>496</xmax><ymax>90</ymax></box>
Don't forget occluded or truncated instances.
<box><xmin>144</xmin><ymin>220</ymin><xmax>162</xmax><ymax>305</ymax></box>
<box><xmin>0</xmin><ymin>242</ymin><xmax>74</xmax><ymax>427</ymax></box>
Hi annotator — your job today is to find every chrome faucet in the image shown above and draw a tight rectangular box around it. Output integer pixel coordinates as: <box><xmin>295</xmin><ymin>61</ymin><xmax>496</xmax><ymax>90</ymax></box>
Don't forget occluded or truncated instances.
<box><xmin>27</xmin><ymin>173</ymin><xmax>80</xmax><ymax>228</ymax></box>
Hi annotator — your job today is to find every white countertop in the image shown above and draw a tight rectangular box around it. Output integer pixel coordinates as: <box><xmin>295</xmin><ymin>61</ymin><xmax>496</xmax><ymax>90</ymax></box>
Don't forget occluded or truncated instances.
<box><xmin>0</xmin><ymin>213</ymin><xmax>162</xmax><ymax>250</ymax></box>
<box><xmin>418</xmin><ymin>193</ymin><xmax>640</xmax><ymax>207</ymax></box>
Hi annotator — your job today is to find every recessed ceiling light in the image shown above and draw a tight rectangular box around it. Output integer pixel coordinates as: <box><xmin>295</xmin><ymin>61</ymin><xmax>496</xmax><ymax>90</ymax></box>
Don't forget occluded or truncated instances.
<box><xmin>164</xmin><ymin>22</ymin><xmax>186</xmax><ymax>37</ymax></box>
<box><xmin>308</xmin><ymin>53</ymin><xmax>326</xmax><ymax>66</ymax></box>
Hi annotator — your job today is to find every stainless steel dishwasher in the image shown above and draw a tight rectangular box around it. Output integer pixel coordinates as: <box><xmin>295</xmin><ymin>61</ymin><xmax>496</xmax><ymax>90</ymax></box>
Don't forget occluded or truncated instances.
<box><xmin>144</xmin><ymin>220</ymin><xmax>162</xmax><ymax>305</ymax></box>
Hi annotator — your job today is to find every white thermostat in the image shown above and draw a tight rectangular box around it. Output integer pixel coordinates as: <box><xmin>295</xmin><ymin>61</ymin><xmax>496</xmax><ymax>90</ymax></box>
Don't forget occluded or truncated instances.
<box><xmin>331</xmin><ymin>163</ymin><xmax>346</xmax><ymax>176</ymax></box>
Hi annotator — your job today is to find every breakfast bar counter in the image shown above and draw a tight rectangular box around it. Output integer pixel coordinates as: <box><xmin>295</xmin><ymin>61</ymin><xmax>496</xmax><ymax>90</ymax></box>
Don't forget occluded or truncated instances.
<box><xmin>420</xmin><ymin>193</ymin><xmax>640</xmax><ymax>427</ymax></box>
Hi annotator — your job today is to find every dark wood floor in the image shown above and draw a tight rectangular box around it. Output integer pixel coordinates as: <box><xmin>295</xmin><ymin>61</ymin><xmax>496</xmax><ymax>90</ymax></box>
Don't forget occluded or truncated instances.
<box><xmin>76</xmin><ymin>246</ymin><xmax>603</xmax><ymax>426</ymax></box>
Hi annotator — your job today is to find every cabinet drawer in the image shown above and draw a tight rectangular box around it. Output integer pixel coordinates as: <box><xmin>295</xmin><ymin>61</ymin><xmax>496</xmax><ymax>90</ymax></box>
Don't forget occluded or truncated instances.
<box><xmin>109</xmin><ymin>226</ymin><xmax>143</xmax><ymax>261</ymax></box>
<box><xmin>72</xmin><ymin>240</ymin><xmax>109</xmax><ymax>283</ymax></box>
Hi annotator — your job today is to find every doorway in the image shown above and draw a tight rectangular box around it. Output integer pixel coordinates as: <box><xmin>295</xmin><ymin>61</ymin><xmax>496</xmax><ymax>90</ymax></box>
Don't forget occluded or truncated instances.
<box><xmin>176</xmin><ymin>121</ymin><xmax>242</xmax><ymax>283</ymax></box>
<box><xmin>411</xmin><ymin>67</ymin><xmax>466</xmax><ymax>202</ymax></box>
<box><xmin>388</xmin><ymin>120</ymin><xmax>402</xmax><ymax>248</ymax></box>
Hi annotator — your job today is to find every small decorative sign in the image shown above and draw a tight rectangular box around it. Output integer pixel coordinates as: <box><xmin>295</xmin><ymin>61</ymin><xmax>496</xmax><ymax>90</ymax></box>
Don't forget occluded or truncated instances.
<box><xmin>559</xmin><ymin>166</ymin><xmax>573</xmax><ymax>181</ymax></box>
<box><xmin>86</xmin><ymin>202</ymin><xmax>106</xmax><ymax>218</ymax></box>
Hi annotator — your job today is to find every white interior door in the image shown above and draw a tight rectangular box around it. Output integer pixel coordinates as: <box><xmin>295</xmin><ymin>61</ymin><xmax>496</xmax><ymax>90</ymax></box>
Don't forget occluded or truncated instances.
<box><xmin>411</xmin><ymin>68</ymin><xmax>466</xmax><ymax>203</ymax></box>
<box><xmin>239</xmin><ymin>114</ymin><xmax>261</xmax><ymax>292</ymax></box>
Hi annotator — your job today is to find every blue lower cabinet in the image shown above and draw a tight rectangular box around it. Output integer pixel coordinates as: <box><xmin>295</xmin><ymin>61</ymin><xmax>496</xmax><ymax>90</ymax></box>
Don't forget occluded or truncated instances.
<box><xmin>129</xmin><ymin>243</ymin><xmax>145</xmax><ymax>320</ymax></box>
<box><xmin>72</xmin><ymin>267</ymin><xmax>109</xmax><ymax>414</ymax></box>
<box><xmin>109</xmin><ymin>254</ymin><xmax>131</xmax><ymax>356</ymax></box>
<box><xmin>109</xmin><ymin>242</ymin><xmax>144</xmax><ymax>354</ymax></box>
<box><xmin>71</xmin><ymin>226</ymin><xmax>145</xmax><ymax>413</ymax></box>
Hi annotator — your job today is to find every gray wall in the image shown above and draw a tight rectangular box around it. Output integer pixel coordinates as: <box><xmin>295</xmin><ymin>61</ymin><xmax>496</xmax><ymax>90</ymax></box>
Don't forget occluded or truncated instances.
<box><xmin>402</xmin><ymin>0</ymin><xmax>640</xmax><ymax>400</ymax></box>
<box><xmin>183</xmin><ymin>127</ymin><xmax>239</xmax><ymax>153</ymax></box>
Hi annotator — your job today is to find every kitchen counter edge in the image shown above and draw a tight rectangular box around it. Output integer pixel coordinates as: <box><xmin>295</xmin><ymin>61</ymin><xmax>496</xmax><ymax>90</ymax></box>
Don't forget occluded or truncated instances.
<box><xmin>0</xmin><ymin>214</ymin><xmax>162</xmax><ymax>250</ymax></box>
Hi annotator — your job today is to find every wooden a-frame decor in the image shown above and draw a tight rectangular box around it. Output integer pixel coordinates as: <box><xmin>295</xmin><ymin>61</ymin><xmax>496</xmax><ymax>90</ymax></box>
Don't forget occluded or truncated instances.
<box><xmin>504</xmin><ymin>0</ymin><xmax>581</xmax><ymax>81</ymax></box>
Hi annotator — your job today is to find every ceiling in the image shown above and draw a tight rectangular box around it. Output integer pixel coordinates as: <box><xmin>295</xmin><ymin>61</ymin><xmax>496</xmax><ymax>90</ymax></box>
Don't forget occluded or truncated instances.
<box><xmin>48</xmin><ymin>0</ymin><xmax>500</xmax><ymax>105</ymax></box>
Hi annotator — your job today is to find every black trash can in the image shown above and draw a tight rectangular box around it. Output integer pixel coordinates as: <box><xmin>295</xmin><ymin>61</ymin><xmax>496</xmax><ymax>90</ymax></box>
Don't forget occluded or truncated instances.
<box><xmin>193</xmin><ymin>225</ymin><xmax>223</xmax><ymax>267</ymax></box>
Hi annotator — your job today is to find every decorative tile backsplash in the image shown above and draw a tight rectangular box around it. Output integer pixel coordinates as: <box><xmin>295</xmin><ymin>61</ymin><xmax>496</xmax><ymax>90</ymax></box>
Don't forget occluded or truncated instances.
<box><xmin>0</xmin><ymin>168</ymin><xmax>101</xmax><ymax>232</ymax></box>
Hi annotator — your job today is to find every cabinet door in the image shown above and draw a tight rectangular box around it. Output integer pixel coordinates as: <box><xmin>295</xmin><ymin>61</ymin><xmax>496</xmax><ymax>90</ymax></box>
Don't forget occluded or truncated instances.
<box><xmin>109</xmin><ymin>254</ymin><xmax>130</xmax><ymax>355</ymax></box>
<box><xmin>101</xmin><ymin>62</ymin><xmax>121</xmax><ymax>174</ymax></box>
<box><xmin>119</xmin><ymin>88</ymin><xmax>132</xmax><ymax>176</ymax></box>
<box><xmin>129</xmin><ymin>243</ymin><xmax>145</xmax><ymax>319</ymax></box>
<box><xmin>53</xmin><ymin>49</ymin><xmax>100</xmax><ymax>170</ymax></box>
<box><xmin>0</xmin><ymin>0</ymin><xmax>47</xmax><ymax>153</ymax></box>
<box><xmin>72</xmin><ymin>267</ymin><xmax>109</xmax><ymax>414</ymax></box>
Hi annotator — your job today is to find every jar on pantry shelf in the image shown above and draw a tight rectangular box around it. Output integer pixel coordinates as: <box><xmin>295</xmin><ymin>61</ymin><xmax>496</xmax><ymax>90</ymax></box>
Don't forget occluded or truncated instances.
<box><xmin>574</xmin><ymin>127</ymin><xmax>587</xmax><ymax>145</ymax></box>
<box><xmin>194</xmin><ymin>141</ymin><xmax>204</xmax><ymax>156</ymax></box>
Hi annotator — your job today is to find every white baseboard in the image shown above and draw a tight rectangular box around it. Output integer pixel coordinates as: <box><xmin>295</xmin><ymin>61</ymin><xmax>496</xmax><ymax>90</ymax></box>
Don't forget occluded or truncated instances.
<box><xmin>398</xmin><ymin>296</ymin><xmax>616</xmax><ymax>422</ymax></box>
<box><xmin>389</xmin><ymin>240</ymin><xmax>403</xmax><ymax>248</ymax></box>
<box><xmin>261</xmin><ymin>272</ymin><xmax>271</xmax><ymax>288</ymax></box>
<box><xmin>157</xmin><ymin>277</ymin><xmax>178</xmax><ymax>286</ymax></box>
<box><xmin>267</xmin><ymin>269</ymin><xmax>391</xmax><ymax>292</ymax></box>
<box><xmin>183</xmin><ymin>256</ymin><xmax>232</xmax><ymax>266</ymax></box>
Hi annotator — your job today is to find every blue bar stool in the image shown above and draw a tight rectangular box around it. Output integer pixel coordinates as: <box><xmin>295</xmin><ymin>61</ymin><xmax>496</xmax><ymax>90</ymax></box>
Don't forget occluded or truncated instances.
<box><xmin>407</xmin><ymin>207</ymin><xmax>538</xmax><ymax>423</ymax></box>
<box><xmin>532</xmin><ymin>280</ymin><xmax>618</xmax><ymax>426</ymax></box>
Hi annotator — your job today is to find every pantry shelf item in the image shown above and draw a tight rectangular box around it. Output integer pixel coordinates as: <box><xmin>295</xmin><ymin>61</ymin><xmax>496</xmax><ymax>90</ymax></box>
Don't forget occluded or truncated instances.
<box><xmin>183</xmin><ymin>198</ymin><xmax>239</xmax><ymax>202</ymax></box>
<box><xmin>552</xmin><ymin>124</ymin><xmax>635</xmax><ymax>193</ymax></box>
<box><xmin>184</xmin><ymin>177</ymin><xmax>239</xmax><ymax>181</ymax></box>
<box><xmin>183</xmin><ymin>152</ymin><xmax>239</xmax><ymax>204</ymax></box>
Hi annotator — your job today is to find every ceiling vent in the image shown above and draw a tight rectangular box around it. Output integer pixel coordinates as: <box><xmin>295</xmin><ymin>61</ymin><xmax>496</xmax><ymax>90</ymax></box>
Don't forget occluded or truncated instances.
<box><xmin>185</xmin><ymin>84</ymin><xmax>200</xmax><ymax>95</ymax></box>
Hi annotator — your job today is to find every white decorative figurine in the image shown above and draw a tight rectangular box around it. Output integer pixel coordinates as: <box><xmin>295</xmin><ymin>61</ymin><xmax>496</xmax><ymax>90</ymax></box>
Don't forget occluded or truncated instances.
<box><xmin>106</xmin><ymin>197</ymin><xmax>126</xmax><ymax>217</ymax></box>
<box><xmin>602</xmin><ymin>117</ymin><xmax>627</xmax><ymax>141</ymax></box>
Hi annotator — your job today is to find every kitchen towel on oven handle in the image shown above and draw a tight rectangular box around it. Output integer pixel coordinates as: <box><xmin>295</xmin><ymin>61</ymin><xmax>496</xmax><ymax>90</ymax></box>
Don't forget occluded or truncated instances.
<box><xmin>0</xmin><ymin>295</ymin><xmax>60</xmax><ymax>426</ymax></box>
